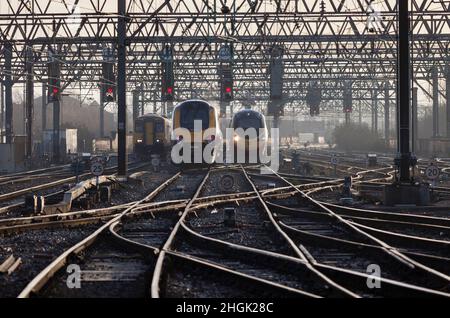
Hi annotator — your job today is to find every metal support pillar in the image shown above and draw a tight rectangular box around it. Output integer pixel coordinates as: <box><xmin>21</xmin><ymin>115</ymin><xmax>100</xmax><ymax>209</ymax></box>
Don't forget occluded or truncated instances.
<box><xmin>345</xmin><ymin>112</ymin><xmax>350</xmax><ymax>125</ymax></box>
<box><xmin>53</xmin><ymin>99</ymin><xmax>60</xmax><ymax>163</ymax></box>
<box><xmin>358</xmin><ymin>101</ymin><xmax>362</xmax><ymax>125</ymax></box>
<box><xmin>42</xmin><ymin>83</ymin><xmax>47</xmax><ymax>132</ymax></box>
<box><xmin>412</xmin><ymin>87</ymin><xmax>418</xmax><ymax>152</ymax></box>
<box><xmin>132</xmin><ymin>90</ymin><xmax>139</xmax><ymax>125</ymax></box>
<box><xmin>117</xmin><ymin>0</ymin><xmax>127</xmax><ymax>177</ymax></box>
<box><xmin>432</xmin><ymin>66</ymin><xmax>439</xmax><ymax>137</ymax></box>
<box><xmin>273</xmin><ymin>114</ymin><xmax>281</xmax><ymax>146</ymax></box>
<box><xmin>140</xmin><ymin>83</ymin><xmax>145</xmax><ymax>116</ymax></box>
<box><xmin>25</xmin><ymin>46</ymin><xmax>34</xmax><ymax>158</ymax></box>
<box><xmin>397</xmin><ymin>0</ymin><xmax>412</xmax><ymax>182</ymax></box>
<box><xmin>4</xmin><ymin>42</ymin><xmax>13</xmax><ymax>144</ymax></box>
<box><xmin>99</xmin><ymin>89</ymin><xmax>104</xmax><ymax>138</ymax></box>
<box><xmin>384</xmin><ymin>83</ymin><xmax>390</xmax><ymax>142</ymax></box>
<box><xmin>446</xmin><ymin>65</ymin><xmax>450</xmax><ymax>138</ymax></box>
<box><xmin>372</xmin><ymin>91</ymin><xmax>378</xmax><ymax>133</ymax></box>
<box><xmin>219</xmin><ymin>102</ymin><xmax>227</xmax><ymax>117</ymax></box>
<box><xmin>167</xmin><ymin>101</ymin><xmax>174</xmax><ymax>116</ymax></box>
<box><xmin>1</xmin><ymin>82</ymin><xmax>4</xmax><ymax>143</ymax></box>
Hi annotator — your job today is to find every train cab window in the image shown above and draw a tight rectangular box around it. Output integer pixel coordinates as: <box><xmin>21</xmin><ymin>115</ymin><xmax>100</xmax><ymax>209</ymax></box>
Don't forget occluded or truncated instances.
<box><xmin>232</xmin><ymin>112</ymin><xmax>264</xmax><ymax>130</ymax></box>
<box><xmin>155</xmin><ymin>121</ymin><xmax>164</xmax><ymax>133</ymax></box>
<box><xmin>179</xmin><ymin>102</ymin><xmax>210</xmax><ymax>131</ymax></box>
<box><xmin>135</xmin><ymin>121</ymin><xmax>144</xmax><ymax>133</ymax></box>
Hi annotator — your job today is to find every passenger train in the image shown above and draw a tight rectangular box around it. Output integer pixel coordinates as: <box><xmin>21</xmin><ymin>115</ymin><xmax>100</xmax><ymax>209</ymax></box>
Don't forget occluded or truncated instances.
<box><xmin>134</xmin><ymin>114</ymin><xmax>172</xmax><ymax>159</ymax></box>
<box><xmin>171</xmin><ymin>100</ymin><xmax>222</xmax><ymax>164</ymax></box>
<box><xmin>229</xmin><ymin>109</ymin><xmax>268</xmax><ymax>163</ymax></box>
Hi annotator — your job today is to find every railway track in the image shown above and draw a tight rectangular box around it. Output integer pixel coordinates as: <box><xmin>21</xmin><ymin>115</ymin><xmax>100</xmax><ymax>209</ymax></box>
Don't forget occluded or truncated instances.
<box><xmin>5</xmin><ymin>162</ymin><xmax>450</xmax><ymax>298</ymax></box>
<box><xmin>249</xmin><ymin>167</ymin><xmax>450</xmax><ymax>296</ymax></box>
<box><xmin>150</xmin><ymin>168</ymin><xmax>351</xmax><ymax>298</ymax></box>
<box><xmin>0</xmin><ymin>165</ymin><xmax>70</xmax><ymax>184</ymax></box>
<box><xmin>0</xmin><ymin>162</ymin><xmax>150</xmax><ymax>218</ymax></box>
<box><xmin>17</xmin><ymin>171</ymin><xmax>183</xmax><ymax>298</ymax></box>
<box><xmin>0</xmin><ymin>164</ymin><xmax>441</xmax><ymax>237</ymax></box>
<box><xmin>20</xmin><ymin>167</ymin><xmax>312</xmax><ymax>298</ymax></box>
<box><xmin>0</xmin><ymin>170</ymin><xmax>346</xmax><ymax>234</ymax></box>
<box><xmin>152</xmin><ymin>166</ymin><xmax>449</xmax><ymax>298</ymax></box>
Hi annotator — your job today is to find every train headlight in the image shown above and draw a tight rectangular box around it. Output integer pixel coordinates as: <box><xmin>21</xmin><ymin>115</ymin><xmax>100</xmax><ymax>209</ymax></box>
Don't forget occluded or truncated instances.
<box><xmin>156</xmin><ymin>139</ymin><xmax>160</xmax><ymax>143</ymax></box>
<box><xmin>136</xmin><ymin>139</ymin><xmax>143</xmax><ymax>143</ymax></box>
<box><xmin>233</xmin><ymin>136</ymin><xmax>239</xmax><ymax>142</ymax></box>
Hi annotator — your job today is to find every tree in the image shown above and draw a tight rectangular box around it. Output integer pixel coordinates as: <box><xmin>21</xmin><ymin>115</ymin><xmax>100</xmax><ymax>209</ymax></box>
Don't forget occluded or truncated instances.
<box><xmin>333</xmin><ymin>123</ymin><xmax>386</xmax><ymax>152</ymax></box>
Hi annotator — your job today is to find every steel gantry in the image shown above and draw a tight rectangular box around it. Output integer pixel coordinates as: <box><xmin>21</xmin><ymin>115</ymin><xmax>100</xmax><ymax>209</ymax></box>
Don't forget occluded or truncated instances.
<box><xmin>0</xmin><ymin>0</ymin><xmax>449</xmax><ymax>173</ymax></box>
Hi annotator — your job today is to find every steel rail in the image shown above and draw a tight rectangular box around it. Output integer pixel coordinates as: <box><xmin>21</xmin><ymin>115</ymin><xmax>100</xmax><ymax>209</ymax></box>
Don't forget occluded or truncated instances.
<box><xmin>17</xmin><ymin>172</ymin><xmax>181</xmax><ymax>298</ymax></box>
<box><xmin>176</xmin><ymin>203</ymin><xmax>449</xmax><ymax>297</ymax></box>
<box><xmin>108</xmin><ymin>214</ymin><xmax>318</xmax><ymax>298</ymax></box>
<box><xmin>268</xmin><ymin>201</ymin><xmax>450</xmax><ymax>269</ymax></box>
<box><xmin>0</xmin><ymin>164</ymin><xmax>71</xmax><ymax>183</ymax></box>
<box><xmin>0</xmin><ymin>168</ymin><xmax>411</xmax><ymax>235</ymax></box>
<box><xmin>150</xmin><ymin>170</ymin><xmax>211</xmax><ymax>298</ymax></box>
<box><xmin>239</xmin><ymin>165</ymin><xmax>359</xmax><ymax>297</ymax></box>
<box><xmin>262</xmin><ymin>166</ymin><xmax>450</xmax><ymax>288</ymax></box>
<box><xmin>0</xmin><ymin>162</ymin><xmax>149</xmax><ymax>204</ymax></box>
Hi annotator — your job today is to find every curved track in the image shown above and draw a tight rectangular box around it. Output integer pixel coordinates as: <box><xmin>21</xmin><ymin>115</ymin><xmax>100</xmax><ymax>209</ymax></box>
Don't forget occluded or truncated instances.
<box><xmin>9</xmin><ymin>159</ymin><xmax>450</xmax><ymax>298</ymax></box>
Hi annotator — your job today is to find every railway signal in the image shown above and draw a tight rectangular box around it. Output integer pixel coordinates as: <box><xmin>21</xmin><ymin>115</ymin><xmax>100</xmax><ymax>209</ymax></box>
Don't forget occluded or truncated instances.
<box><xmin>221</xmin><ymin>79</ymin><xmax>233</xmax><ymax>101</ymax></box>
<box><xmin>162</xmin><ymin>64</ymin><xmax>174</xmax><ymax>101</ymax></box>
<box><xmin>343</xmin><ymin>83</ymin><xmax>353</xmax><ymax>113</ymax></box>
<box><xmin>269</xmin><ymin>46</ymin><xmax>284</xmax><ymax>114</ymax></box>
<box><xmin>220</xmin><ymin>67</ymin><xmax>233</xmax><ymax>102</ymax></box>
<box><xmin>269</xmin><ymin>59</ymin><xmax>283</xmax><ymax>100</ymax></box>
<box><xmin>267</xmin><ymin>101</ymin><xmax>284</xmax><ymax>116</ymax></box>
<box><xmin>47</xmin><ymin>59</ymin><xmax>61</xmax><ymax>103</ymax></box>
<box><xmin>306</xmin><ymin>85</ymin><xmax>321</xmax><ymax>116</ymax></box>
<box><xmin>101</xmin><ymin>61</ymin><xmax>116</xmax><ymax>102</ymax></box>
<box><xmin>161</xmin><ymin>45</ymin><xmax>175</xmax><ymax>102</ymax></box>
<box><xmin>268</xmin><ymin>46</ymin><xmax>284</xmax><ymax>117</ymax></box>
<box><xmin>218</xmin><ymin>43</ymin><xmax>234</xmax><ymax>103</ymax></box>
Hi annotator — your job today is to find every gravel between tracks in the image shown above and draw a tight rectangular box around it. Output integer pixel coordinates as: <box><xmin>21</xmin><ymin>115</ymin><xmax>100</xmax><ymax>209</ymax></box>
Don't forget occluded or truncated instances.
<box><xmin>0</xmin><ymin>224</ymin><xmax>100</xmax><ymax>298</ymax></box>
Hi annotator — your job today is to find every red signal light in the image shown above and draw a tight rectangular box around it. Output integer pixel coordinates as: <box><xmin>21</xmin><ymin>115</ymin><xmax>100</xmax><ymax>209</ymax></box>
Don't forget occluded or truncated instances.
<box><xmin>167</xmin><ymin>86</ymin><xmax>173</xmax><ymax>94</ymax></box>
<box><xmin>52</xmin><ymin>88</ymin><xmax>59</xmax><ymax>95</ymax></box>
<box><xmin>107</xmin><ymin>87</ymin><xmax>113</xmax><ymax>94</ymax></box>
<box><xmin>225</xmin><ymin>87</ymin><xmax>232</xmax><ymax>93</ymax></box>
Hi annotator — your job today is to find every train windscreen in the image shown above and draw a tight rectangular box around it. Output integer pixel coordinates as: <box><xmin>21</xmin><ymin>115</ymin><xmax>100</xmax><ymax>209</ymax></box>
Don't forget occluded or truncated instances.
<box><xmin>179</xmin><ymin>102</ymin><xmax>210</xmax><ymax>131</ymax></box>
<box><xmin>232</xmin><ymin>112</ymin><xmax>264</xmax><ymax>131</ymax></box>
<box><xmin>135</xmin><ymin>120</ymin><xmax>144</xmax><ymax>133</ymax></box>
<box><xmin>155</xmin><ymin>120</ymin><xmax>164</xmax><ymax>133</ymax></box>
